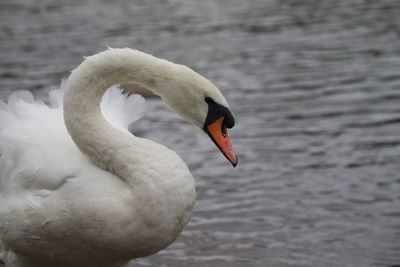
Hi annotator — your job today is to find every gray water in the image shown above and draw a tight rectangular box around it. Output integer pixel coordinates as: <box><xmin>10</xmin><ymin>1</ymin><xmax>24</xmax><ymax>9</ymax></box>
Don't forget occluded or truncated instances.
<box><xmin>1</xmin><ymin>0</ymin><xmax>400</xmax><ymax>266</ymax></box>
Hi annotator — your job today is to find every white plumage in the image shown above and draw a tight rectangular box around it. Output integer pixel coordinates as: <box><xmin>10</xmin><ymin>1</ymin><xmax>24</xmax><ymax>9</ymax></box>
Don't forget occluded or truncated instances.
<box><xmin>0</xmin><ymin>83</ymin><xmax>144</xmax><ymax>194</ymax></box>
<box><xmin>0</xmin><ymin>48</ymin><xmax>235</xmax><ymax>267</ymax></box>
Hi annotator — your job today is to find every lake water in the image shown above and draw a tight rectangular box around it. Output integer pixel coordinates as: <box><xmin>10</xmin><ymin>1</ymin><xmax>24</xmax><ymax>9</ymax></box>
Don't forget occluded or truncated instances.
<box><xmin>1</xmin><ymin>0</ymin><xmax>400</xmax><ymax>266</ymax></box>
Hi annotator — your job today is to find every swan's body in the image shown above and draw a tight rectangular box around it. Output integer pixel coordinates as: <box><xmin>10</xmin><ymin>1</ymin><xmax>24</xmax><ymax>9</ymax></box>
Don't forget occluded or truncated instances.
<box><xmin>0</xmin><ymin>48</ymin><xmax>236</xmax><ymax>267</ymax></box>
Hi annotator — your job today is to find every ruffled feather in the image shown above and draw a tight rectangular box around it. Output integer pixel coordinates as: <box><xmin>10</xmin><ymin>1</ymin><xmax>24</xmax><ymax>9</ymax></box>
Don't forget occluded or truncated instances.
<box><xmin>0</xmin><ymin>80</ymin><xmax>145</xmax><ymax>134</ymax></box>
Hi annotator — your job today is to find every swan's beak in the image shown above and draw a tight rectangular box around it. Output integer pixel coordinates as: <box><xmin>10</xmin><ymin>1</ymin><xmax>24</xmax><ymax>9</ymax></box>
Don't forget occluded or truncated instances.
<box><xmin>206</xmin><ymin>117</ymin><xmax>238</xmax><ymax>167</ymax></box>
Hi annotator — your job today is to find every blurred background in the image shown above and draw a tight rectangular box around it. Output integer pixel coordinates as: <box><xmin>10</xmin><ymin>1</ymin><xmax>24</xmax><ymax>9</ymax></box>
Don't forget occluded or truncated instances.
<box><xmin>1</xmin><ymin>0</ymin><xmax>400</xmax><ymax>266</ymax></box>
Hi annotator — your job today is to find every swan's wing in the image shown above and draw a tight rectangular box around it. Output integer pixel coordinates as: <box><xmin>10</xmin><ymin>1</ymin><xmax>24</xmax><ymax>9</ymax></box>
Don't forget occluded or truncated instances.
<box><xmin>46</xmin><ymin>80</ymin><xmax>146</xmax><ymax>133</ymax></box>
<box><xmin>0</xmin><ymin>88</ymin><xmax>79</xmax><ymax>195</ymax></box>
<box><xmin>0</xmin><ymin>82</ymin><xmax>145</xmax><ymax>195</ymax></box>
<box><xmin>101</xmin><ymin>85</ymin><xmax>146</xmax><ymax>133</ymax></box>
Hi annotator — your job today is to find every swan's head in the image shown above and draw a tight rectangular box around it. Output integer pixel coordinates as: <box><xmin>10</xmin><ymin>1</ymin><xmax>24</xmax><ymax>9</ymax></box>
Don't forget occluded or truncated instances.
<box><xmin>159</xmin><ymin>64</ymin><xmax>238</xmax><ymax>167</ymax></box>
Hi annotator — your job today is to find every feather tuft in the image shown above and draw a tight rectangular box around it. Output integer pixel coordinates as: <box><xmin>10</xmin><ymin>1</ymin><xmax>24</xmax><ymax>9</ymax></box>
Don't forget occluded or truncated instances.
<box><xmin>0</xmin><ymin>81</ymin><xmax>146</xmax><ymax>135</ymax></box>
<box><xmin>101</xmin><ymin>86</ymin><xmax>146</xmax><ymax>133</ymax></box>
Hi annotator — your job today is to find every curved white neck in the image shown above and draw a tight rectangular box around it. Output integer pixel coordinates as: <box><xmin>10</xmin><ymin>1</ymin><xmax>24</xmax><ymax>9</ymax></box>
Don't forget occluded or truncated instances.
<box><xmin>63</xmin><ymin>49</ymin><xmax>174</xmax><ymax>178</ymax></box>
<box><xmin>62</xmin><ymin>49</ymin><xmax>196</xmax><ymax>249</ymax></box>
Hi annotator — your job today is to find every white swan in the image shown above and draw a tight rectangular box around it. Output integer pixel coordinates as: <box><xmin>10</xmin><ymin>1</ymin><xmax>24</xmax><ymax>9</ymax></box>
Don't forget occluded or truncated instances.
<box><xmin>0</xmin><ymin>48</ymin><xmax>237</xmax><ymax>267</ymax></box>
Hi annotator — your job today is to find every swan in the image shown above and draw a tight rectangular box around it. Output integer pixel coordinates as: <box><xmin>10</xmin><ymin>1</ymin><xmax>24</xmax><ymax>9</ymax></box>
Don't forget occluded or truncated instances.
<box><xmin>0</xmin><ymin>48</ymin><xmax>237</xmax><ymax>267</ymax></box>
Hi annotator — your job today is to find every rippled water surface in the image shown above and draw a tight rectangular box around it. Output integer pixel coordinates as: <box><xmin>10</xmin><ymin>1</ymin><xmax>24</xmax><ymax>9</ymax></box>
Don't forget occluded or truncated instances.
<box><xmin>1</xmin><ymin>0</ymin><xmax>400</xmax><ymax>266</ymax></box>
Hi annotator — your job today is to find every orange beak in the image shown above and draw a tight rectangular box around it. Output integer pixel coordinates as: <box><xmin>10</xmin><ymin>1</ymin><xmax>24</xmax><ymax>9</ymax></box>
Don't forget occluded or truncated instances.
<box><xmin>206</xmin><ymin>117</ymin><xmax>238</xmax><ymax>167</ymax></box>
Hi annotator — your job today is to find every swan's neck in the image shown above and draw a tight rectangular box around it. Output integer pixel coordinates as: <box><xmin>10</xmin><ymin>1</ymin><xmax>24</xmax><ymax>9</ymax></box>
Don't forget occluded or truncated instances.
<box><xmin>63</xmin><ymin>49</ymin><xmax>173</xmax><ymax>178</ymax></box>
<box><xmin>63</xmin><ymin>49</ymin><xmax>195</xmax><ymax>251</ymax></box>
